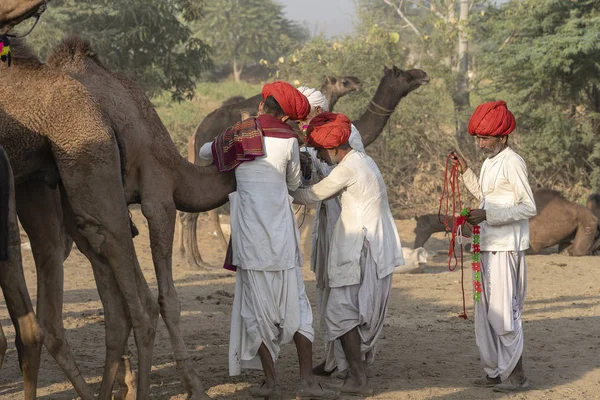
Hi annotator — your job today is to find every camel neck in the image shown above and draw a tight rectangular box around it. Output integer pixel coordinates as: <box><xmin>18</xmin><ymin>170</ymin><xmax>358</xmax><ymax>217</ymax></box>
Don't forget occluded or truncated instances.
<box><xmin>173</xmin><ymin>158</ymin><xmax>236</xmax><ymax>213</ymax></box>
<box><xmin>353</xmin><ymin>83</ymin><xmax>405</xmax><ymax>148</ymax></box>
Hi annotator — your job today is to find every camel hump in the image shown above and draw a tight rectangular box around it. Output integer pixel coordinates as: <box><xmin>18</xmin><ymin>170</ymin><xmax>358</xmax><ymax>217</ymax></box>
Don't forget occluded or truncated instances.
<box><xmin>47</xmin><ymin>35</ymin><xmax>102</xmax><ymax>68</ymax></box>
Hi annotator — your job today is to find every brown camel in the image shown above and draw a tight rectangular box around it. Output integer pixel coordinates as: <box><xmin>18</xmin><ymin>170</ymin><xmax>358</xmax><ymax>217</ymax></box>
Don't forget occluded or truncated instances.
<box><xmin>181</xmin><ymin>66</ymin><xmax>430</xmax><ymax>268</ymax></box>
<box><xmin>414</xmin><ymin>189</ymin><xmax>599</xmax><ymax>256</ymax></box>
<box><xmin>0</xmin><ymin>0</ymin><xmax>47</xmax><ymax>33</ymax></box>
<box><xmin>353</xmin><ymin>66</ymin><xmax>430</xmax><ymax>148</ymax></box>
<box><xmin>0</xmin><ymin>146</ymin><xmax>44</xmax><ymax>400</ymax></box>
<box><xmin>47</xmin><ymin>36</ymin><xmax>238</xmax><ymax>399</ymax></box>
<box><xmin>179</xmin><ymin>74</ymin><xmax>363</xmax><ymax>268</ymax></box>
<box><xmin>1</xmin><ymin>42</ymin><xmax>160</xmax><ymax>400</ymax></box>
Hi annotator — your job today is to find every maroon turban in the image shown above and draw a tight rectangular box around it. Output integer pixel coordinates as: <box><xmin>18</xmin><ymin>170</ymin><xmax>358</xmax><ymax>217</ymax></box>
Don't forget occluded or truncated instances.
<box><xmin>306</xmin><ymin>112</ymin><xmax>352</xmax><ymax>149</ymax></box>
<box><xmin>261</xmin><ymin>81</ymin><xmax>310</xmax><ymax>121</ymax></box>
<box><xmin>467</xmin><ymin>100</ymin><xmax>516</xmax><ymax>136</ymax></box>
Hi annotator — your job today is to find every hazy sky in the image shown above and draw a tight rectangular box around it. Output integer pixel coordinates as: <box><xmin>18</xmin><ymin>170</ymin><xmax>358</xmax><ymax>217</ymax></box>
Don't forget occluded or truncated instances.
<box><xmin>278</xmin><ymin>0</ymin><xmax>358</xmax><ymax>37</ymax></box>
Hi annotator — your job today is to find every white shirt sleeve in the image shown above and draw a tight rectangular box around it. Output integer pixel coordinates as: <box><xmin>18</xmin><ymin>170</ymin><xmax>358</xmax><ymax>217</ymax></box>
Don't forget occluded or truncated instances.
<box><xmin>291</xmin><ymin>164</ymin><xmax>354</xmax><ymax>205</ymax></box>
<box><xmin>287</xmin><ymin>140</ymin><xmax>302</xmax><ymax>191</ymax></box>
<box><xmin>461</xmin><ymin>168</ymin><xmax>483</xmax><ymax>201</ymax></box>
<box><xmin>486</xmin><ymin>157</ymin><xmax>537</xmax><ymax>226</ymax></box>
<box><xmin>198</xmin><ymin>142</ymin><xmax>214</xmax><ymax>162</ymax></box>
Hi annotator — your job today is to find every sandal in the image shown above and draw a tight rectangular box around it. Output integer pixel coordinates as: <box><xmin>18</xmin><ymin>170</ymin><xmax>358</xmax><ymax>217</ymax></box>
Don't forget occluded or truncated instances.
<box><xmin>296</xmin><ymin>382</ymin><xmax>340</xmax><ymax>399</ymax></box>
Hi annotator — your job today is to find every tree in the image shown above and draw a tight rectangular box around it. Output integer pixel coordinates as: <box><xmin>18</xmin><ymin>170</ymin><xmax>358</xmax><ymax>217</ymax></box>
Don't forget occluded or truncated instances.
<box><xmin>22</xmin><ymin>0</ymin><xmax>212</xmax><ymax>101</ymax></box>
<box><xmin>192</xmin><ymin>0</ymin><xmax>309</xmax><ymax>82</ymax></box>
<box><xmin>475</xmin><ymin>0</ymin><xmax>600</xmax><ymax>192</ymax></box>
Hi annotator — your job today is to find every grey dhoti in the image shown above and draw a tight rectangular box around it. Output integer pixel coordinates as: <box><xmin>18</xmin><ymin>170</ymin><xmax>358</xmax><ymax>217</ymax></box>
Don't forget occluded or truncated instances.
<box><xmin>324</xmin><ymin>240</ymin><xmax>393</xmax><ymax>371</ymax></box>
<box><xmin>475</xmin><ymin>251</ymin><xmax>526</xmax><ymax>380</ymax></box>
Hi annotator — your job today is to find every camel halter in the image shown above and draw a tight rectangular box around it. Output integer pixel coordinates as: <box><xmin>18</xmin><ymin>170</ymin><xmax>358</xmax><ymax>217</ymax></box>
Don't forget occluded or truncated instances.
<box><xmin>1</xmin><ymin>0</ymin><xmax>47</xmax><ymax>66</ymax></box>
<box><xmin>367</xmin><ymin>100</ymin><xmax>395</xmax><ymax>116</ymax></box>
<box><xmin>438</xmin><ymin>154</ymin><xmax>469</xmax><ymax>320</ymax></box>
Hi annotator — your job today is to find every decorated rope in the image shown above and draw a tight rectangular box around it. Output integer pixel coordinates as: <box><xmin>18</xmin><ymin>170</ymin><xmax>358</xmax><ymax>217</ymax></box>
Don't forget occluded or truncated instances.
<box><xmin>0</xmin><ymin>36</ymin><xmax>11</xmax><ymax>66</ymax></box>
<box><xmin>439</xmin><ymin>154</ymin><xmax>484</xmax><ymax>318</ymax></box>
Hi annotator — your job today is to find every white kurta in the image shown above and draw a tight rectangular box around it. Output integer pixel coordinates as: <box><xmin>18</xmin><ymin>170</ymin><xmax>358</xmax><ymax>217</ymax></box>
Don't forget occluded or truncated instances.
<box><xmin>292</xmin><ymin>150</ymin><xmax>405</xmax><ymax>287</ymax></box>
<box><xmin>301</xmin><ymin>125</ymin><xmax>364</xmax><ymax>371</ymax></box>
<box><xmin>461</xmin><ymin>146</ymin><xmax>536</xmax><ymax>380</ymax></box>
<box><xmin>291</xmin><ymin>149</ymin><xmax>403</xmax><ymax>371</ymax></box>
<box><xmin>200</xmin><ymin>136</ymin><xmax>314</xmax><ymax>376</ymax></box>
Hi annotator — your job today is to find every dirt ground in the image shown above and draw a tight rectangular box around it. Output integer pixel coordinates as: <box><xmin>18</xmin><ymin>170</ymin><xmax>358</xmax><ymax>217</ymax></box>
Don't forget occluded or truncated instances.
<box><xmin>1</xmin><ymin>208</ymin><xmax>599</xmax><ymax>399</ymax></box>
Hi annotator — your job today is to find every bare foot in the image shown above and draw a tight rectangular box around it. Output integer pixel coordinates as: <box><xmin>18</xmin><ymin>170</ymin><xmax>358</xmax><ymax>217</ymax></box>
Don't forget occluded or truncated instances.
<box><xmin>250</xmin><ymin>380</ymin><xmax>282</xmax><ymax>399</ymax></box>
<box><xmin>324</xmin><ymin>379</ymin><xmax>373</xmax><ymax>396</ymax></box>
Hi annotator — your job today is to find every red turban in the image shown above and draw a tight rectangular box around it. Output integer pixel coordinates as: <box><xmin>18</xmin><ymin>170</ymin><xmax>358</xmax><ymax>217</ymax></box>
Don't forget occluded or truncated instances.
<box><xmin>467</xmin><ymin>100</ymin><xmax>516</xmax><ymax>136</ymax></box>
<box><xmin>261</xmin><ymin>81</ymin><xmax>310</xmax><ymax>121</ymax></box>
<box><xmin>306</xmin><ymin>112</ymin><xmax>352</xmax><ymax>149</ymax></box>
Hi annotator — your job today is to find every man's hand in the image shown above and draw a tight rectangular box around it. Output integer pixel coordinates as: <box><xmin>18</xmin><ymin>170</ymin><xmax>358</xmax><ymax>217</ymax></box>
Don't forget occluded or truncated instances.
<box><xmin>299</xmin><ymin>151</ymin><xmax>312</xmax><ymax>180</ymax></box>
<box><xmin>467</xmin><ymin>209</ymin><xmax>486</xmax><ymax>225</ymax></box>
<box><xmin>450</xmin><ymin>151</ymin><xmax>468</xmax><ymax>174</ymax></box>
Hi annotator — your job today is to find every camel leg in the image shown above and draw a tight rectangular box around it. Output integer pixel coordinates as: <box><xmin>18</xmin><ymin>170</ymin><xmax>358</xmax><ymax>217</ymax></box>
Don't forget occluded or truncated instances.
<box><xmin>15</xmin><ymin>181</ymin><xmax>95</xmax><ymax>400</ymax></box>
<box><xmin>569</xmin><ymin>219</ymin><xmax>597</xmax><ymax>256</ymax></box>
<box><xmin>180</xmin><ymin>211</ymin><xmax>210</xmax><ymax>269</ymax></box>
<box><xmin>53</xmin><ymin>142</ymin><xmax>159</xmax><ymax>399</ymax></box>
<box><xmin>60</xmin><ymin>196</ymin><xmax>134</xmax><ymax>400</ymax></box>
<box><xmin>0</xmin><ymin>174</ymin><xmax>43</xmax><ymax>400</ymax></box>
<box><xmin>141</xmin><ymin>197</ymin><xmax>210</xmax><ymax>399</ymax></box>
<box><xmin>0</xmin><ymin>322</ymin><xmax>6</xmax><ymax>368</ymax></box>
<box><xmin>208</xmin><ymin>208</ymin><xmax>228</xmax><ymax>250</ymax></box>
<box><xmin>176</xmin><ymin>211</ymin><xmax>186</xmax><ymax>257</ymax></box>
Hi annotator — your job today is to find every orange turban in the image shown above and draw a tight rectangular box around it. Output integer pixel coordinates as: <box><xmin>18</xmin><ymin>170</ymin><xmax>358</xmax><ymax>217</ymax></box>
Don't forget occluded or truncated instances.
<box><xmin>261</xmin><ymin>81</ymin><xmax>310</xmax><ymax>121</ymax></box>
<box><xmin>306</xmin><ymin>112</ymin><xmax>352</xmax><ymax>149</ymax></box>
<box><xmin>467</xmin><ymin>100</ymin><xmax>516</xmax><ymax>136</ymax></box>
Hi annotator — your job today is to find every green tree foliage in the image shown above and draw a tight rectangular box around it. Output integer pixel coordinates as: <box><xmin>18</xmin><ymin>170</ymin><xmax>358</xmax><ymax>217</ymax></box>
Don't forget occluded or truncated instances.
<box><xmin>277</xmin><ymin>26</ymin><xmax>456</xmax><ymax>216</ymax></box>
<box><xmin>475</xmin><ymin>0</ymin><xmax>600</xmax><ymax>192</ymax></box>
<box><xmin>23</xmin><ymin>0</ymin><xmax>212</xmax><ymax>101</ymax></box>
<box><xmin>192</xmin><ymin>0</ymin><xmax>309</xmax><ymax>82</ymax></box>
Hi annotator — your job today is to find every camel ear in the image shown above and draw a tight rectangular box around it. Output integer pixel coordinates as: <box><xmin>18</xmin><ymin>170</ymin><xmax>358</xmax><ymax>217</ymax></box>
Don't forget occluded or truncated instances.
<box><xmin>384</xmin><ymin>66</ymin><xmax>392</xmax><ymax>75</ymax></box>
<box><xmin>323</xmin><ymin>75</ymin><xmax>337</xmax><ymax>85</ymax></box>
<box><xmin>392</xmin><ymin>65</ymin><xmax>404</xmax><ymax>77</ymax></box>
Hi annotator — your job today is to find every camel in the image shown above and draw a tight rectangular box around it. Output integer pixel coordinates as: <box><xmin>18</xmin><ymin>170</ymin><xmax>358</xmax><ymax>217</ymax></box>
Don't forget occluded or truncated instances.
<box><xmin>46</xmin><ymin>36</ymin><xmax>241</xmax><ymax>399</ymax></box>
<box><xmin>181</xmin><ymin>66</ymin><xmax>430</xmax><ymax>268</ymax></box>
<box><xmin>178</xmin><ymin>74</ymin><xmax>363</xmax><ymax>267</ymax></box>
<box><xmin>0</xmin><ymin>146</ymin><xmax>43</xmax><ymax>400</ymax></box>
<box><xmin>414</xmin><ymin>189</ymin><xmax>599</xmax><ymax>256</ymax></box>
<box><xmin>0</xmin><ymin>0</ymin><xmax>47</xmax><ymax>34</ymax></box>
<box><xmin>1</xmin><ymin>41</ymin><xmax>160</xmax><ymax>400</ymax></box>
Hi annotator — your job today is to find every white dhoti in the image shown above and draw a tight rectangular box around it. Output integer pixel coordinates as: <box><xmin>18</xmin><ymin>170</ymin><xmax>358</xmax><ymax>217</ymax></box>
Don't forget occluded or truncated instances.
<box><xmin>475</xmin><ymin>251</ymin><xmax>526</xmax><ymax>381</ymax></box>
<box><xmin>324</xmin><ymin>240</ymin><xmax>393</xmax><ymax>372</ymax></box>
<box><xmin>229</xmin><ymin>266</ymin><xmax>314</xmax><ymax>376</ymax></box>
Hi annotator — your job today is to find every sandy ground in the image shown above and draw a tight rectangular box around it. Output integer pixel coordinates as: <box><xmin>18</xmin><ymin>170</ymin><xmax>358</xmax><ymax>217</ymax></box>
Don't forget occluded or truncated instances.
<box><xmin>1</xmin><ymin>208</ymin><xmax>599</xmax><ymax>399</ymax></box>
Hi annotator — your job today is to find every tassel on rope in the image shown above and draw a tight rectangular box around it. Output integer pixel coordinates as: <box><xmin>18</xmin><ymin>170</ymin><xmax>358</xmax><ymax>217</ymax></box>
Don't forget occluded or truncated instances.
<box><xmin>438</xmin><ymin>153</ymin><xmax>468</xmax><ymax>319</ymax></box>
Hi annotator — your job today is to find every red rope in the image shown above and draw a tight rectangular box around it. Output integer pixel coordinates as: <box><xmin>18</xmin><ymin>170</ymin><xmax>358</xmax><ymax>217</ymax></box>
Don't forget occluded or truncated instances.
<box><xmin>438</xmin><ymin>154</ymin><xmax>469</xmax><ymax>319</ymax></box>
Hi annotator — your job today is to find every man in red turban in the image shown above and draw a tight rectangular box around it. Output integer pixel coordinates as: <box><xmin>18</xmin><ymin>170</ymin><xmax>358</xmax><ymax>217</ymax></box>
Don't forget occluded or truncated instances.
<box><xmin>292</xmin><ymin>112</ymin><xmax>405</xmax><ymax>395</ymax></box>
<box><xmin>198</xmin><ymin>83</ymin><xmax>337</xmax><ymax>399</ymax></box>
<box><xmin>304</xmin><ymin>112</ymin><xmax>353</xmax><ymax>167</ymax></box>
<box><xmin>451</xmin><ymin>101</ymin><xmax>536</xmax><ymax>393</ymax></box>
<box><xmin>261</xmin><ymin>81</ymin><xmax>311</xmax><ymax>121</ymax></box>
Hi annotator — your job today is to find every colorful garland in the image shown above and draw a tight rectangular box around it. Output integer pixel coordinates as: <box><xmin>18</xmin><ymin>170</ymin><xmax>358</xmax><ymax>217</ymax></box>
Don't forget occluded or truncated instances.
<box><xmin>0</xmin><ymin>36</ymin><xmax>11</xmax><ymax>65</ymax></box>
<box><xmin>460</xmin><ymin>208</ymin><xmax>482</xmax><ymax>303</ymax></box>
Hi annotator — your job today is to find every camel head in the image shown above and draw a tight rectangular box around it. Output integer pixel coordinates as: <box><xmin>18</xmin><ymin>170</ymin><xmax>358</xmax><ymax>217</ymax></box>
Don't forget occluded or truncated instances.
<box><xmin>382</xmin><ymin>66</ymin><xmax>429</xmax><ymax>97</ymax></box>
<box><xmin>321</xmin><ymin>75</ymin><xmax>362</xmax><ymax>98</ymax></box>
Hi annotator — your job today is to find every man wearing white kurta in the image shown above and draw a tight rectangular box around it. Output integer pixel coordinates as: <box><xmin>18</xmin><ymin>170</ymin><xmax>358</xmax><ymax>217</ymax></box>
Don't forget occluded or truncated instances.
<box><xmin>291</xmin><ymin>112</ymin><xmax>404</xmax><ymax>396</ymax></box>
<box><xmin>200</xmin><ymin>82</ymin><xmax>338</xmax><ymax>400</ymax></box>
<box><xmin>295</xmin><ymin>87</ymin><xmax>366</xmax><ymax>377</ymax></box>
<box><xmin>452</xmin><ymin>100</ymin><xmax>536</xmax><ymax>393</ymax></box>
